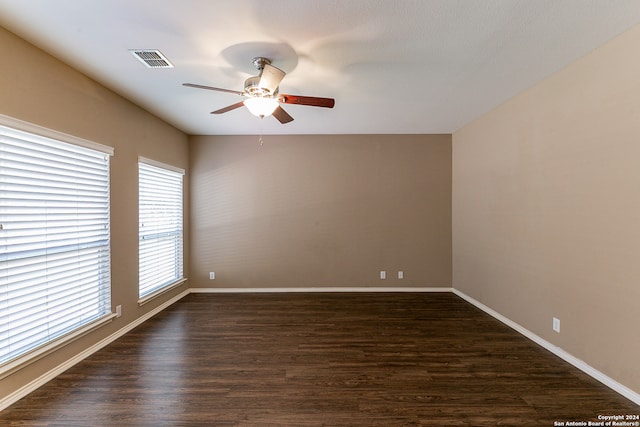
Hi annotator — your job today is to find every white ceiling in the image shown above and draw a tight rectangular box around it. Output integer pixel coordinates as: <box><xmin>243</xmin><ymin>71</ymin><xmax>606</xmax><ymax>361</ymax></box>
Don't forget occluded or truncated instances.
<box><xmin>1</xmin><ymin>0</ymin><xmax>640</xmax><ymax>136</ymax></box>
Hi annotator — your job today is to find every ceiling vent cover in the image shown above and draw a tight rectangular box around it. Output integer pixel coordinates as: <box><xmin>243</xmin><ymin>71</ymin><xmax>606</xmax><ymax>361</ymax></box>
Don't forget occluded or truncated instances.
<box><xmin>130</xmin><ymin>49</ymin><xmax>173</xmax><ymax>68</ymax></box>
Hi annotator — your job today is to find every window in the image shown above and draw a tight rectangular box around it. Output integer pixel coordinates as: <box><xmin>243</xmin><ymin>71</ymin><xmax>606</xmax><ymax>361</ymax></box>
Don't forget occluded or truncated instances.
<box><xmin>138</xmin><ymin>158</ymin><xmax>184</xmax><ymax>300</ymax></box>
<box><xmin>0</xmin><ymin>117</ymin><xmax>113</xmax><ymax>370</ymax></box>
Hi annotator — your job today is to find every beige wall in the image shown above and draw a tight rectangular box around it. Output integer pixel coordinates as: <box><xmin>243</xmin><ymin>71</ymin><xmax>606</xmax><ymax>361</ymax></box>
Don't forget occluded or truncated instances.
<box><xmin>189</xmin><ymin>134</ymin><xmax>451</xmax><ymax>289</ymax></box>
<box><xmin>1</xmin><ymin>27</ymin><xmax>190</xmax><ymax>401</ymax></box>
<box><xmin>453</xmin><ymin>25</ymin><xmax>640</xmax><ymax>393</ymax></box>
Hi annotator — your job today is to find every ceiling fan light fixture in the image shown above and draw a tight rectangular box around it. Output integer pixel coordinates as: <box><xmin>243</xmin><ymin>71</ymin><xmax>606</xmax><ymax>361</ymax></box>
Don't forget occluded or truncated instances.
<box><xmin>244</xmin><ymin>97</ymin><xmax>279</xmax><ymax>117</ymax></box>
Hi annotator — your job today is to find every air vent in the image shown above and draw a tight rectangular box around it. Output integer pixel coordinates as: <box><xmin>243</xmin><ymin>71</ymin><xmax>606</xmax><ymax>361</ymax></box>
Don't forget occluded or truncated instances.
<box><xmin>129</xmin><ymin>49</ymin><xmax>174</xmax><ymax>68</ymax></box>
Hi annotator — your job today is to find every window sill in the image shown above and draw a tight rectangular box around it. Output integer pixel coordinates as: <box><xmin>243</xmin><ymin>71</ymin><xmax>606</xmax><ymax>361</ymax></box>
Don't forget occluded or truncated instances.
<box><xmin>0</xmin><ymin>312</ymin><xmax>117</xmax><ymax>380</ymax></box>
<box><xmin>138</xmin><ymin>278</ymin><xmax>188</xmax><ymax>306</ymax></box>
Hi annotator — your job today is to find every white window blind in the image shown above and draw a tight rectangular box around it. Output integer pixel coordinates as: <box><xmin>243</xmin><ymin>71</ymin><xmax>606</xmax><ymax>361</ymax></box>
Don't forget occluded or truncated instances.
<box><xmin>138</xmin><ymin>159</ymin><xmax>184</xmax><ymax>299</ymax></box>
<box><xmin>0</xmin><ymin>123</ymin><xmax>112</xmax><ymax>367</ymax></box>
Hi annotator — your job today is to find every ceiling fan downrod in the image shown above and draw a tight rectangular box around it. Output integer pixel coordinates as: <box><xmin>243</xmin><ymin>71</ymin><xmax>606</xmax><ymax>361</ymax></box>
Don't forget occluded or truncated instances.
<box><xmin>251</xmin><ymin>57</ymin><xmax>271</xmax><ymax>73</ymax></box>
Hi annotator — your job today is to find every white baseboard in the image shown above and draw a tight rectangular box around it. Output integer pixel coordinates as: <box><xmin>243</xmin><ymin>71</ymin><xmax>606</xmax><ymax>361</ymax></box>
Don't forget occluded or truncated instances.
<box><xmin>0</xmin><ymin>289</ymin><xmax>190</xmax><ymax>412</ymax></box>
<box><xmin>189</xmin><ymin>286</ymin><xmax>453</xmax><ymax>293</ymax></box>
<box><xmin>452</xmin><ymin>289</ymin><xmax>640</xmax><ymax>406</ymax></box>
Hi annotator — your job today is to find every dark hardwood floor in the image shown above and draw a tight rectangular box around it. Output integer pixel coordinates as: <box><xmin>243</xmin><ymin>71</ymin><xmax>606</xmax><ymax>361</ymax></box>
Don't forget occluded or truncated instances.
<box><xmin>1</xmin><ymin>292</ymin><xmax>638</xmax><ymax>426</ymax></box>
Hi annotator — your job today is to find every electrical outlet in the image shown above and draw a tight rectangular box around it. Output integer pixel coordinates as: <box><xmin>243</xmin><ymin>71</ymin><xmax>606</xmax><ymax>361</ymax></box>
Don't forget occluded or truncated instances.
<box><xmin>553</xmin><ymin>317</ymin><xmax>560</xmax><ymax>333</ymax></box>
<box><xmin>209</xmin><ymin>272</ymin><xmax>215</xmax><ymax>280</ymax></box>
<box><xmin>116</xmin><ymin>305</ymin><xmax>122</xmax><ymax>318</ymax></box>
<box><xmin>398</xmin><ymin>271</ymin><xmax>404</xmax><ymax>279</ymax></box>
<box><xmin>380</xmin><ymin>271</ymin><xmax>386</xmax><ymax>280</ymax></box>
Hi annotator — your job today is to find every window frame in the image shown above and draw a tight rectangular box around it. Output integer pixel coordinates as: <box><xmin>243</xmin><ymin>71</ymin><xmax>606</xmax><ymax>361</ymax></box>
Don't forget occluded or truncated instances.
<box><xmin>137</xmin><ymin>157</ymin><xmax>185</xmax><ymax>304</ymax></box>
<box><xmin>0</xmin><ymin>114</ymin><xmax>115</xmax><ymax>378</ymax></box>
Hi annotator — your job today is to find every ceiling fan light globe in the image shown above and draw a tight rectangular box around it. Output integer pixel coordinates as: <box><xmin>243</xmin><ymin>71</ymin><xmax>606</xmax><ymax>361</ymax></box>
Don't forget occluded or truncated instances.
<box><xmin>244</xmin><ymin>97</ymin><xmax>279</xmax><ymax>117</ymax></box>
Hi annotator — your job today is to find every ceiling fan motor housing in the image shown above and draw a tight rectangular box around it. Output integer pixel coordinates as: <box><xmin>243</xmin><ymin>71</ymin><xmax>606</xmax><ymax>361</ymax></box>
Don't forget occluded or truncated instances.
<box><xmin>244</xmin><ymin>76</ymin><xmax>277</xmax><ymax>97</ymax></box>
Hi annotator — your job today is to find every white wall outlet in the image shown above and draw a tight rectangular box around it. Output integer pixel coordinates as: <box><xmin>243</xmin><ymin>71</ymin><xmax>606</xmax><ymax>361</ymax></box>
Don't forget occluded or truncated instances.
<box><xmin>209</xmin><ymin>272</ymin><xmax>215</xmax><ymax>280</ymax></box>
<box><xmin>116</xmin><ymin>305</ymin><xmax>122</xmax><ymax>318</ymax></box>
<box><xmin>380</xmin><ymin>271</ymin><xmax>386</xmax><ymax>280</ymax></box>
<box><xmin>398</xmin><ymin>271</ymin><xmax>404</xmax><ymax>279</ymax></box>
<box><xmin>553</xmin><ymin>317</ymin><xmax>560</xmax><ymax>333</ymax></box>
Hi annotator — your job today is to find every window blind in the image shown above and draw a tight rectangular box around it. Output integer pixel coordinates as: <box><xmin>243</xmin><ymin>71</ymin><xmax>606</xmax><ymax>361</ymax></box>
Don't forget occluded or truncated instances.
<box><xmin>0</xmin><ymin>123</ymin><xmax>112</xmax><ymax>367</ymax></box>
<box><xmin>138</xmin><ymin>159</ymin><xmax>184</xmax><ymax>299</ymax></box>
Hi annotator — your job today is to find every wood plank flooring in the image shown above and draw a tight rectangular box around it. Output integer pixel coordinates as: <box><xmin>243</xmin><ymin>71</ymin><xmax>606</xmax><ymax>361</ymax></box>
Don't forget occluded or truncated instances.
<box><xmin>1</xmin><ymin>292</ymin><xmax>638</xmax><ymax>426</ymax></box>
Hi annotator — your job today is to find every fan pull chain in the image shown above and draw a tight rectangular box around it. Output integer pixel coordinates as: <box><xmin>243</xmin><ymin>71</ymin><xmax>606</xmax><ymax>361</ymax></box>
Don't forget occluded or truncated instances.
<box><xmin>259</xmin><ymin>117</ymin><xmax>264</xmax><ymax>146</ymax></box>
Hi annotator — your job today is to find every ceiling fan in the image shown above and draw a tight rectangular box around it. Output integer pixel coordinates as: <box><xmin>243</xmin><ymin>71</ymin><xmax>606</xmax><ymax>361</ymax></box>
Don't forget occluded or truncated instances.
<box><xmin>183</xmin><ymin>57</ymin><xmax>335</xmax><ymax>124</ymax></box>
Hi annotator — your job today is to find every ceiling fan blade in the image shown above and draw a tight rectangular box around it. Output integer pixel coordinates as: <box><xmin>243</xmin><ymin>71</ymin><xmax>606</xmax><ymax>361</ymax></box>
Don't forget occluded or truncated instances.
<box><xmin>183</xmin><ymin>83</ymin><xmax>244</xmax><ymax>96</ymax></box>
<box><xmin>279</xmin><ymin>94</ymin><xmax>335</xmax><ymax>108</ymax></box>
<box><xmin>211</xmin><ymin>101</ymin><xmax>245</xmax><ymax>114</ymax></box>
<box><xmin>258</xmin><ymin>64</ymin><xmax>286</xmax><ymax>93</ymax></box>
<box><xmin>272</xmin><ymin>106</ymin><xmax>294</xmax><ymax>124</ymax></box>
